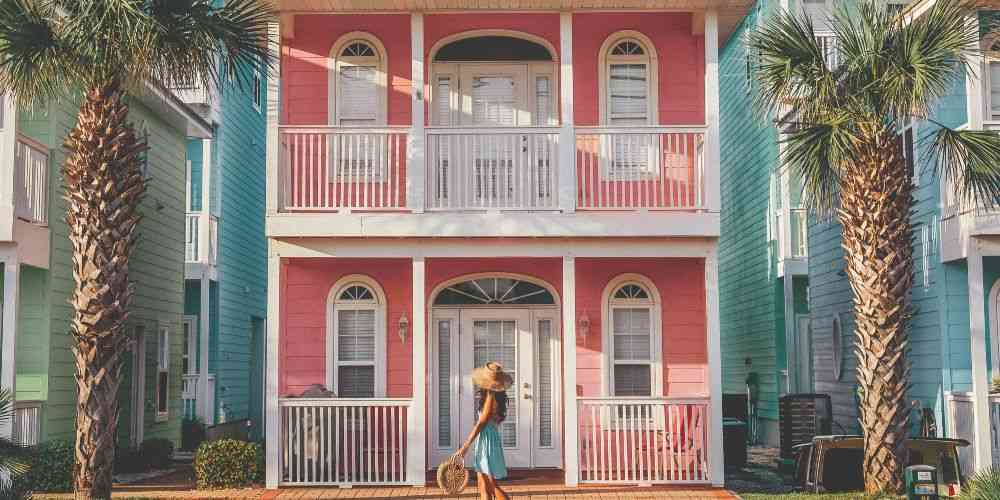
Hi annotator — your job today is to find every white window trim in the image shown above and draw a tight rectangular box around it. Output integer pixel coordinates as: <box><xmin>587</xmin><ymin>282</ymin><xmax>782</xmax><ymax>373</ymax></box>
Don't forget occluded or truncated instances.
<box><xmin>252</xmin><ymin>68</ymin><xmax>263</xmax><ymax>113</ymax></box>
<box><xmin>182</xmin><ymin>315</ymin><xmax>198</xmax><ymax>376</ymax></box>
<box><xmin>983</xmin><ymin>49</ymin><xmax>1000</xmax><ymax>123</ymax></box>
<box><xmin>598</xmin><ymin>31</ymin><xmax>659</xmax><ymax>127</ymax></box>
<box><xmin>900</xmin><ymin>119</ymin><xmax>919</xmax><ymax>187</ymax></box>
<box><xmin>326</xmin><ymin>274</ymin><xmax>388</xmax><ymax>398</ymax></box>
<box><xmin>155</xmin><ymin>325</ymin><xmax>170</xmax><ymax>422</ymax></box>
<box><xmin>600</xmin><ymin>273</ymin><xmax>663</xmax><ymax>397</ymax></box>
<box><xmin>328</xmin><ymin>32</ymin><xmax>388</xmax><ymax>127</ymax></box>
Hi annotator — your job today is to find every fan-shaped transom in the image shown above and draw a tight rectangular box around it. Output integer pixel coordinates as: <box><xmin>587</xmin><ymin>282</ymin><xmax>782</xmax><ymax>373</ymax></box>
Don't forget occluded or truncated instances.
<box><xmin>613</xmin><ymin>283</ymin><xmax>649</xmax><ymax>300</ymax></box>
<box><xmin>611</xmin><ymin>40</ymin><xmax>645</xmax><ymax>56</ymax></box>
<box><xmin>434</xmin><ymin>277</ymin><xmax>555</xmax><ymax>305</ymax></box>
<box><xmin>338</xmin><ymin>284</ymin><xmax>376</xmax><ymax>302</ymax></box>
<box><xmin>341</xmin><ymin>41</ymin><xmax>376</xmax><ymax>58</ymax></box>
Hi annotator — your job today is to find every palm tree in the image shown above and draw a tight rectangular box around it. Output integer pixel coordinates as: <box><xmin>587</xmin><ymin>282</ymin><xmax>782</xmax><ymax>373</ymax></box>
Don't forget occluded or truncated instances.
<box><xmin>0</xmin><ymin>1</ymin><xmax>271</xmax><ymax>498</ymax></box>
<box><xmin>0</xmin><ymin>390</ymin><xmax>31</xmax><ymax>499</ymax></box>
<box><xmin>750</xmin><ymin>0</ymin><xmax>1000</xmax><ymax>493</ymax></box>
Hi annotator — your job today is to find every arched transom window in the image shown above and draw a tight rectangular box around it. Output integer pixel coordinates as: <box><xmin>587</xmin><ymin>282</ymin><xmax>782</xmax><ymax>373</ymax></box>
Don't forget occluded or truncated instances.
<box><xmin>330</xmin><ymin>34</ymin><xmax>387</xmax><ymax>126</ymax></box>
<box><xmin>600</xmin><ymin>33</ymin><xmax>658</xmax><ymax>126</ymax></box>
<box><xmin>603</xmin><ymin>275</ymin><xmax>662</xmax><ymax>397</ymax></box>
<box><xmin>328</xmin><ymin>277</ymin><xmax>386</xmax><ymax>398</ymax></box>
<box><xmin>434</xmin><ymin>277</ymin><xmax>555</xmax><ymax>306</ymax></box>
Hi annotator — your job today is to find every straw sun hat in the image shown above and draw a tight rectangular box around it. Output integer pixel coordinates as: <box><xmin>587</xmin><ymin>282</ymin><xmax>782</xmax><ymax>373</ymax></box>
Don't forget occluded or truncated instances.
<box><xmin>471</xmin><ymin>362</ymin><xmax>514</xmax><ymax>391</ymax></box>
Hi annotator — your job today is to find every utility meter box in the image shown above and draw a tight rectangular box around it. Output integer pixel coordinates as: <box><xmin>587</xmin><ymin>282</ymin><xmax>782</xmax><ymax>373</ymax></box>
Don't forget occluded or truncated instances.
<box><xmin>905</xmin><ymin>464</ymin><xmax>939</xmax><ymax>500</ymax></box>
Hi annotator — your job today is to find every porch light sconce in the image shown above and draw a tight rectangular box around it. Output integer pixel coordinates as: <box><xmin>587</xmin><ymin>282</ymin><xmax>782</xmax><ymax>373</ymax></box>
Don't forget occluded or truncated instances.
<box><xmin>398</xmin><ymin>313</ymin><xmax>410</xmax><ymax>344</ymax></box>
<box><xmin>578</xmin><ymin>312</ymin><xmax>591</xmax><ymax>341</ymax></box>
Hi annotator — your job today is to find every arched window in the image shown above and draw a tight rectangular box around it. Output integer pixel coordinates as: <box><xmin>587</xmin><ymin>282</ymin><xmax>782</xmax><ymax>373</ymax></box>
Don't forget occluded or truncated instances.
<box><xmin>329</xmin><ymin>34</ymin><xmax>387</xmax><ymax>126</ymax></box>
<box><xmin>599</xmin><ymin>32</ymin><xmax>658</xmax><ymax>126</ymax></box>
<box><xmin>602</xmin><ymin>274</ymin><xmax>662</xmax><ymax>397</ymax></box>
<box><xmin>327</xmin><ymin>276</ymin><xmax>386</xmax><ymax>398</ymax></box>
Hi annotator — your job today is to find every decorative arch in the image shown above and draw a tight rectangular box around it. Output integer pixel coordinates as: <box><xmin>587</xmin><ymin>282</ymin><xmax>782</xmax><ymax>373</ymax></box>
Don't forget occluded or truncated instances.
<box><xmin>328</xmin><ymin>32</ymin><xmax>388</xmax><ymax>126</ymax></box>
<box><xmin>600</xmin><ymin>273</ymin><xmax>663</xmax><ymax>397</ymax></box>
<box><xmin>429</xmin><ymin>272</ymin><xmax>560</xmax><ymax>307</ymax></box>
<box><xmin>428</xmin><ymin>30</ymin><xmax>559</xmax><ymax>64</ymax></box>
<box><xmin>326</xmin><ymin>274</ymin><xmax>388</xmax><ymax>397</ymax></box>
<box><xmin>598</xmin><ymin>30</ymin><xmax>659</xmax><ymax>126</ymax></box>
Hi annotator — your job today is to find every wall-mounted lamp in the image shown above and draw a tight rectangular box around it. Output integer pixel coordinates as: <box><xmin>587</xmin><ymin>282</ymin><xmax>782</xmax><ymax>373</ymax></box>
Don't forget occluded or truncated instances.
<box><xmin>398</xmin><ymin>313</ymin><xmax>410</xmax><ymax>344</ymax></box>
<box><xmin>578</xmin><ymin>312</ymin><xmax>591</xmax><ymax>341</ymax></box>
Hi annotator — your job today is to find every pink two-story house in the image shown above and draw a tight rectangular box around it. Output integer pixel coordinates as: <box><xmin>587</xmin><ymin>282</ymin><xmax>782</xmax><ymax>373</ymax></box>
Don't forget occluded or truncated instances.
<box><xmin>263</xmin><ymin>0</ymin><xmax>749</xmax><ymax>489</ymax></box>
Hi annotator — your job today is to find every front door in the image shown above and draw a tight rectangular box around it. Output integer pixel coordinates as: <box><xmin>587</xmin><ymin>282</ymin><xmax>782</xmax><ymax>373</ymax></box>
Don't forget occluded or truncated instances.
<box><xmin>431</xmin><ymin>307</ymin><xmax>561</xmax><ymax>469</ymax></box>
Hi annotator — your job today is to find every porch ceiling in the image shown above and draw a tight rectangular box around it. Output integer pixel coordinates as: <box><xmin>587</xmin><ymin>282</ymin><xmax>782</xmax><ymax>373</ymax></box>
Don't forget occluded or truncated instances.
<box><xmin>275</xmin><ymin>0</ymin><xmax>752</xmax><ymax>44</ymax></box>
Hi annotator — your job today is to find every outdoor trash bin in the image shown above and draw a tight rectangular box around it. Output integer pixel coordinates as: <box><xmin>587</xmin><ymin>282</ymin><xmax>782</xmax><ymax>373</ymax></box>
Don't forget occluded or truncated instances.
<box><xmin>905</xmin><ymin>465</ymin><xmax>938</xmax><ymax>500</ymax></box>
<box><xmin>723</xmin><ymin>418</ymin><xmax>747</xmax><ymax>469</ymax></box>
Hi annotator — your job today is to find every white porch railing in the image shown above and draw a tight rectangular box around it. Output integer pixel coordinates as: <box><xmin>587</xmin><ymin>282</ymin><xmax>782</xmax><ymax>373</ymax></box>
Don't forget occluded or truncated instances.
<box><xmin>577</xmin><ymin>397</ymin><xmax>710</xmax><ymax>484</ymax></box>
<box><xmin>182</xmin><ymin>374</ymin><xmax>199</xmax><ymax>419</ymax></box>
<box><xmin>777</xmin><ymin>208</ymin><xmax>808</xmax><ymax>259</ymax></box>
<box><xmin>185</xmin><ymin>212</ymin><xmax>217</xmax><ymax>264</ymax></box>
<box><xmin>990</xmin><ymin>394</ymin><xmax>1000</xmax><ymax>466</ymax></box>
<box><xmin>575</xmin><ymin>127</ymin><xmax>705</xmax><ymax>210</ymax></box>
<box><xmin>815</xmin><ymin>33</ymin><xmax>838</xmax><ymax>69</ymax></box>
<box><xmin>13</xmin><ymin>400</ymin><xmax>41</xmax><ymax>446</ymax></box>
<box><xmin>14</xmin><ymin>136</ymin><xmax>49</xmax><ymax>225</ymax></box>
<box><xmin>279</xmin><ymin>127</ymin><xmax>408</xmax><ymax>211</ymax></box>
<box><xmin>425</xmin><ymin>127</ymin><xmax>560</xmax><ymax>211</ymax></box>
<box><xmin>280</xmin><ymin>398</ymin><xmax>411</xmax><ymax>486</ymax></box>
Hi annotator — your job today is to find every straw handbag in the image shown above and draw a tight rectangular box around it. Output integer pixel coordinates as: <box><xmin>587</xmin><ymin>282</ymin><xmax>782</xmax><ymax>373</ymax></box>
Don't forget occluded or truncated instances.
<box><xmin>436</xmin><ymin>453</ymin><xmax>469</xmax><ymax>494</ymax></box>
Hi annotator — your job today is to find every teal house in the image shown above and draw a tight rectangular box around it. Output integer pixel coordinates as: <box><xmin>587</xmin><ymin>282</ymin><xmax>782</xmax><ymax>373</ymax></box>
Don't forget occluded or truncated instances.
<box><xmin>723</xmin><ymin>0</ymin><xmax>1000</xmax><ymax>473</ymax></box>
<box><xmin>718</xmin><ymin>0</ymin><xmax>811</xmax><ymax>446</ymax></box>
<box><xmin>0</xmin><ymin>87</ymin><xmax>212</xmax><ymax>448</ymax></box>
<box><xmin>176</xmin><ymin>64</ymin><xmax>267</xmax><ymax>437</ymax></box>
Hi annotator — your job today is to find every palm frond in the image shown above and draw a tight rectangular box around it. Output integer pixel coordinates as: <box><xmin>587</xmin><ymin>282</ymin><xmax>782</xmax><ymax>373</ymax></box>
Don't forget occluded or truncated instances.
<box><xmin>781</xmin><ymin>116</ymin><xmax>859</xmax><ymax>214</ymax></box>
<box><xmin>0</xmin><ymin>0</ymin><xmax>79</xmax><ymax>106</ymax></box>
<box><xmin>930</xmin><ymin>126</ymin><xmax>1000</xmax><ymax>209</ymax></box>
<box><xmin>147</xmin><ymin>0</ymin><xmax>274</xmax><ymax>92</ymax></box>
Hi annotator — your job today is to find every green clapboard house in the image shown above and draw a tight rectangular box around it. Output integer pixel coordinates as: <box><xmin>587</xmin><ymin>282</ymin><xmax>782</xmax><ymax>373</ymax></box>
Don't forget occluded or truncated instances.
<box><xmin>0</xmin><ymin>87</ymin><xmax>212</xmax><ymax>449</ymax></box>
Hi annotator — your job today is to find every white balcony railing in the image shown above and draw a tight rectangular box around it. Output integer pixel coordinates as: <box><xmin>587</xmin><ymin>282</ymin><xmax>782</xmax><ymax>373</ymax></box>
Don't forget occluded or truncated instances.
<box><xmin>13</xmin><ymin>400</ymin><xmax>41</xmax><ymax>446</ymax></box>
<box><xmin>789</xmin><ymin>208</ymin><xmax>808</xmax><ymax>258</ymax></box>
<box><xmin>575</xmin><ymin>127</ymin><xmax>705</xmax><ymax>210</ymax></box>
<box><xmin>280</xmin><ymin>127</ymin><xmax>408</xmax><ymax>212</ymax></box>
<box><xmin>185</xmin><ymin>212</ymin><xmax>217</xmax><ymax>265</ymax></box>
<box><xmin>14</xmin><ymin>136</ymin><xmax>49</xmax><ymax>225</ymax></box>
<box><xmin>426</xmin><ymin>127</ymin><xmax>560</xmax><ymax>211</ymax></box>
<box><xmin>577</xmin><ymin>397</ymin><xmax>710</xmax><ymax>484</ymax></box>
<box><xmin>280</xmin><ymin>398</ymin><xmax>411</xmax><ymax>486</ymax></box>
<box><xmin>182</xmin><ymin>373</ymin><xmax>199</xmax><ymax>419</ymax></box>
<box><xmin>815</xmin><ymin>33</ymin><xmax>838</xmax><ymax>69</ymax></box>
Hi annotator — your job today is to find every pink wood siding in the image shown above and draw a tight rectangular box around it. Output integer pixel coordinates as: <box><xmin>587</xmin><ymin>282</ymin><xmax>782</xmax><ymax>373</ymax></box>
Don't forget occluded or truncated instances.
<box><xmin>575</xmin><ymin>258</ymin><xmax>708</xmax><ymax>397</ymax></box>
<box><xmin>281</xmin><ymin>14</ymin><xmax>412</xmax><ymax>125</ymax></box>
<box><xmin>279</xmin><ymin>258</ymin><xmax>413</xmax><ymax>397</ymax></box>
<box><xmin>572</xmin><ymin>13</ymin><xmax>705</xmax><ymax>126</ymax></box>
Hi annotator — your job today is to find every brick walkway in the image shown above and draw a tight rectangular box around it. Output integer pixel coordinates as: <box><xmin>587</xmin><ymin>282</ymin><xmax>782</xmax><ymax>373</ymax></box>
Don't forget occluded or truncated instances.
<box><xmin>36</xmin><ymin>484</ymin><xmax>739</xmax><ymax>500</ymax></box>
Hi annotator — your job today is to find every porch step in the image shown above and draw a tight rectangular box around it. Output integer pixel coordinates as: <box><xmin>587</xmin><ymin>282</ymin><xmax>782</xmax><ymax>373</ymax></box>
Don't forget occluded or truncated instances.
<box><xmin>172</xmin><ymin>451</ymin><xmax>195</xmax><ymax>463</ymax></box>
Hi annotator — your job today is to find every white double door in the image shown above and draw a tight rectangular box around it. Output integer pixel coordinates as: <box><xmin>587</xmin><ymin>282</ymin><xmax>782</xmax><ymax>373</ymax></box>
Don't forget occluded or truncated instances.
<box><xmin>431</xmin><ymin>308</ymin><xmax>561</xmax><ymax>469</ymax></box>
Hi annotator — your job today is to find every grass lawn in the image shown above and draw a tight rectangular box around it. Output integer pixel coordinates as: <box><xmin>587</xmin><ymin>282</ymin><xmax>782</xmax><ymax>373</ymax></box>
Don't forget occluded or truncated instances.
<box><xmin>741</xmin><ymin>494</ymin><xmax>896</xmax><ymax>499</ymax></box>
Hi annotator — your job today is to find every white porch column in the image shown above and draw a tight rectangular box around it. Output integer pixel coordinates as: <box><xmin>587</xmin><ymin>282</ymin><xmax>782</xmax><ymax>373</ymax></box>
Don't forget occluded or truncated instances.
<box><xmin>705</xmin><ymin>247</ymin><xmax>724</xmax><ymax>485</ymax></box>
<box><xmin>0</xmin><ymin>255</ymin><xmax>19</xmax><ymax>440</ymax></box>
<box><xmin>199</xmin><ymin>139</ymin><xmax>212</xmax><ymax>263</ymax></box>
<box><xmin>0</xmin><ymin>94</ymin><xmax>17</xmax><ymax>242</ymax></box>
<box><xmin>558</xmin><ymin>12</ymin><xmax>576</xmax><ymax>213</ymax></box>
<box><xmin>703</xmin><ymin>9</ymin><xmax>721</xmax><ymax>213</ymax></box>
<box><xmin>407</xmin><ymin>256</ymin><xmax>427</xmax><ymax>485</ymax></box>
<box><xmin>562</xmin><ymin>256</ymin><xmax>579</xmax><ymax>485</ymax></box>
<box><xmin>264</xmin><ymin>244</ymin><xmax>281</xmax><ymax>488</ymax></box>
<box><xmin>968</xmin><ymin>241</ymin><xmax>993</xmax><ymax>470</ymax></box>
<box><xmin>266</xmin><ymin>20</ymin><xmax>281</xmax><ymax>216</ymax></box>
<box><xmin>408</xmin><ymin>13</ymin><xmax>426</xmax><ymax>213</ymax></box>
<box><xmin>198</xmin><ymin>274</ymin><xmax>211</xmax><ymax>424</ymax></box>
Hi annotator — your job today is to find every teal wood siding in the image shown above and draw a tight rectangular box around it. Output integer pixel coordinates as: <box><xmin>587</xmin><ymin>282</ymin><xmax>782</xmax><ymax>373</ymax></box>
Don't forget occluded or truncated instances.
<box><xmin>807</xmin><ymin>67</ymin><xmax>969</xmax><ymax>434</ymax></box>
<box><xmin>188</xmin><ymin>140</ymin><xmax>203</xmax><ymax>212</ymax></box>
<box><xmin>208</xmin><ymin>65</ymin><xmax>267</xmax><ymax>426</ymax></box>
<box><xmin>16</xmin><ymin>96</ymin><xmax>189</xmax><ymax>444</ymax></box>
<box><xmin>719</xmin><ymin>0</ymin><xmax>786</xmax><ymax>430</ymax></box>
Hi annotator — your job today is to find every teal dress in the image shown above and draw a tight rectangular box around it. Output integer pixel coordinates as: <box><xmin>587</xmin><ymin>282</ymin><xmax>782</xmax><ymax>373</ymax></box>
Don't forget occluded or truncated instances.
<box><xmin>471</xmin><ymin>420</ymin><xmax>507</xmax><ymax>479</ymax></box>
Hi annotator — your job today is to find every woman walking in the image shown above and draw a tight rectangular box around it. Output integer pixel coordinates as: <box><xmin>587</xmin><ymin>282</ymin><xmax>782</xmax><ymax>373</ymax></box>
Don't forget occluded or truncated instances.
<box><xmin>457</xmin><ymin>362</ymin><xmax>512</xmax><ymax>500</ymax></box>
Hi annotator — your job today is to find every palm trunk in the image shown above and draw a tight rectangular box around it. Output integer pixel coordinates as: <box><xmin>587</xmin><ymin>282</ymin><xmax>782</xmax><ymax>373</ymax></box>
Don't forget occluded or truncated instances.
<box><xmin>838</xmin><ymin>123</ymin><xmax>914</xmax><ymax>494</ymax></box>
<box><xmin>65</xmin><ymin>81</ymin><xmax>146</xmax><ymax>500</ymax></box>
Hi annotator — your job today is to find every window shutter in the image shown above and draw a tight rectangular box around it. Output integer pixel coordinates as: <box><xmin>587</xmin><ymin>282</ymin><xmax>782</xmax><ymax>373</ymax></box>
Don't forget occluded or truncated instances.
<box><xmin>434</xmin><ymin>76</ymin><xmax>452</xmax><ymax>201</ymax></box>
<box><xmin>608</xmin><ymin>63</ymin><xmax>648</xmax><ymax>123</ymax></box>
<box><xmin>337</xmin><ymin>309</ymin><xmax>376</xmax><ymax>361</ymax></box>
<box><xmin>437</xmin><ymin>320</ymin><xmax>452</xmax><ymax>447</ymax></box>
<box><xmin>338</xmin><ymin>65</ymin><xmax>378</xmax><ymax>125</ymax></box>
<box><xmin>534</xmin><ymin>76</ymin><xmax>552</xmax><ymax>126</ymax></box>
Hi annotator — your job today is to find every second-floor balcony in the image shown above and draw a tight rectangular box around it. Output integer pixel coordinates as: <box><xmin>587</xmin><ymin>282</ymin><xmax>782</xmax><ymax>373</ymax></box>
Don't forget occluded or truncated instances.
<box><xmin>277</xmin><ymin>125</ymin><xmax>706</xmax><ymax>214</ymax></box>
<box><xmin>14</xmin><ymin>136</ymin><xmax>49</xmax><ymax>226</ymax></box>
<box><xmin>185</xmin><ymin>212</ymin><xmax>217</xmax><ymax>266</ymax></box>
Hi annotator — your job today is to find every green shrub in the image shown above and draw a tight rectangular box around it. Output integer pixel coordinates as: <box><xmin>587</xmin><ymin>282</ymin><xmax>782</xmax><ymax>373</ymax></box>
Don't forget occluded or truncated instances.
<box><xmin>194</xmin><ymin>439</ymin><xmax>261</xmax><ymax>489</ymax></box>
<box><xmin>962</xmin><ymin>467</ymin><xmax>1000</xmax><ymax>499</ymax></box>
<box><xmin>15</xmin><ymin>440</ymin><xmax>74</xmax><ymax>493</ymax></box>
